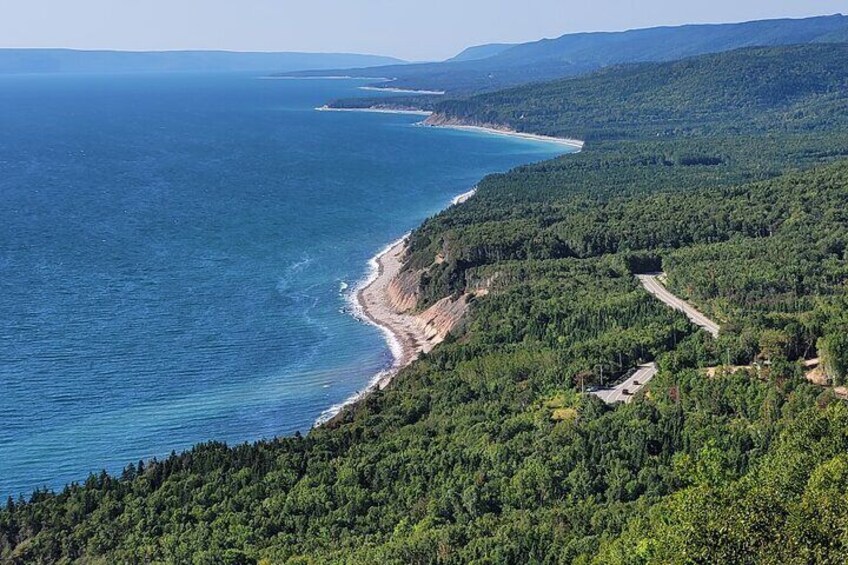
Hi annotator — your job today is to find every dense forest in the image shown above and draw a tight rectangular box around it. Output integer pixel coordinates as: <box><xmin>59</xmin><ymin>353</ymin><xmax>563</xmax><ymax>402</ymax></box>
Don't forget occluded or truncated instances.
<box><xmin>427</xmin><ymin>43</ymin><xmax>848</xmax><ymax>140</ymax></box>
<box><xmin>4</xmin><ymin>42</ymin><xmax>848</xmax><ymax>563</ymax></box>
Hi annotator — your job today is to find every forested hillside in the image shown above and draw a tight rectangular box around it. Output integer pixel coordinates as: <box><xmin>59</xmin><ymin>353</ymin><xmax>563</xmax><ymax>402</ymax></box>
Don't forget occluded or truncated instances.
<box><xmin>291</xmin><ymin>14</ymin><xmax>848</xmax><ymax>94</ymax></box>
<box><xmin>4</xmin><ymin>43</ymin><xmax>848</xmax><ymax>564</ymax></box>
<box><xmin>427</xmin><ymin>43</ymin><xmax>848</xmax><ymax>140</ymax></box>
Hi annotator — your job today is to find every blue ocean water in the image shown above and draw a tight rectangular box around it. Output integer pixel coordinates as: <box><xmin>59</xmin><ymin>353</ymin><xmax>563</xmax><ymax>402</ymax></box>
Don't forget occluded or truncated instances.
<box><xmin>0</xmin><ymin>73</ymin><xmax>570</xmax><ymax>498</ymax></box>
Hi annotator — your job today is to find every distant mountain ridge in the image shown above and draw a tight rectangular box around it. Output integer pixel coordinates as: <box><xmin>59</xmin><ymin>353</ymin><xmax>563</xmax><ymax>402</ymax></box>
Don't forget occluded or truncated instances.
<box><xmin>287</xmin><ymin>14</ymin><xmax>848</xmax><ymax>93</ymax></box>
<box><xmin>0</xmin><ymin>49</ymin><xmax>404</xmax><ymax>74</ymax></box>
<box><xmin>446</xmin><ymin>43</ymin><xmax>515</xmax><ymax>62</ymax></box>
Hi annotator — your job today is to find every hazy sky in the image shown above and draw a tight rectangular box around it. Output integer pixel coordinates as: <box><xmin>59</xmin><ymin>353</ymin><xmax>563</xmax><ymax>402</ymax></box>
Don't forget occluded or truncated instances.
<box><xmin>1</xmin><ymin>0</ymin><xmax>845</xmax><ymax>60</ymax></box>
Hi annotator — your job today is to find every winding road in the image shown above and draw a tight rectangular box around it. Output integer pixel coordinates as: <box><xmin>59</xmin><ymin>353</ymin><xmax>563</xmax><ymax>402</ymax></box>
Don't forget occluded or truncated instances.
<box><xmin>590</xmin><ymin>273</ymin><xmax>720</xmax><ymax>404</ymax></box>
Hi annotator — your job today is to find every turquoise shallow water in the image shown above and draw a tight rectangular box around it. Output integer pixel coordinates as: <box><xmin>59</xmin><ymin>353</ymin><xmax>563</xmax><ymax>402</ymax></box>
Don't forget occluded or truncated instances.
<box><xmin>0</xmin><ymin>73</ymin><xmax>571</xmax><ymax>498</ymax></box>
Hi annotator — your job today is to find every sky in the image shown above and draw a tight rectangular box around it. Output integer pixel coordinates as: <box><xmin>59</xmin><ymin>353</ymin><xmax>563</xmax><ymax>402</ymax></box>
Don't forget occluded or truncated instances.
<box><xmin>0</xmin><ymin>0</ymin><xmax>845</xmax><ymax>61</ymax></box>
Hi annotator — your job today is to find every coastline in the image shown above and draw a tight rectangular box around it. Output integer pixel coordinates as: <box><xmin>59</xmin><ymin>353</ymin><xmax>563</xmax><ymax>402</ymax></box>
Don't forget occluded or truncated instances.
<box><xmin>313</xmin><ymin>235</ymin><xmax>411</xmax><ymax>425</ymax></box>
<box><xmin>359</xmin><ymin>86</ymin><xmax>446</xmax><ymax>95</ymax></box>
<box><xmin>355</xmin><ymin>237</ymin><xmax>421</xmax><ymax>372</ymax></box>
<box><xmin>355</xmin><ymin>188</ymin><xmax>476</xmax><ymax>374</ymax></box>
<box><xmin>262</xmin><ymin>75</ymin><xmax>393</xmax><ymax>81</ymax></box>
<box><xmin>422</xmin><ymin>122</ymin><xmax>585</xmax><ymax>149</ymax></box>
<box><xmin>315</xmin><ymin>106</ymin><xmax>585</xmax><ymax>148</ymax></box>
<box><xmin>315</xmin><ymin>105</ymin><xmax>433</xmax><ymax>116</ymax></box>
<box><xmin>313</xmin><ymin>115</ymin><xmax>583</xmax><ymax>427</ymax></box>
<box><xmin>314</xmin><ymin>189</ymin><xmax>477</xmax><ymax>426</ymax></box>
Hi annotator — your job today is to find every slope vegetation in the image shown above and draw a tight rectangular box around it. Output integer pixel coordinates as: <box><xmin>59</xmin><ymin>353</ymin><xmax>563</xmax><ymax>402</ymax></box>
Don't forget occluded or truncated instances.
<box><xmin>428</xmin><ymin>43</ymin><xmax>848</xmax><ymax>139</ymax></box>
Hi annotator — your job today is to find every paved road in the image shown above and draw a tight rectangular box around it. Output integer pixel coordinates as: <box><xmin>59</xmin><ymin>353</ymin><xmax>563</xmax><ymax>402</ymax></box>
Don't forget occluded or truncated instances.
<box><xmin>637</xmin><ymin>274</ymin><xmax>720</xmax><ymax>338</ymax></box>
<box><xmin>591</xmin><ymin>363</ymin><xmax>659</xmax><ymax>404</ymax></box>
<box><xmin>588</xmin><ymin>274</ymin><xmax>718</xmax><ymax>405</ymax></box>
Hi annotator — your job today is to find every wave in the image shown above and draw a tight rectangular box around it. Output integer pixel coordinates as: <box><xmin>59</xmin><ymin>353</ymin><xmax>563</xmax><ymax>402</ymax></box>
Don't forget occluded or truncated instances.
<box><xmin>452</xmin><ymin>187</ymin><xmax>477</xmax><ymax>206</ymax></box>
<box><xmin>313</xmin><ymin>234</ymin><xmax>410</xmax><ymax>426</ymax></box>
<box><xmin>313</xmin><ymin>365</ymin><xmax>394</xmax><ymax>426</ymax></box>
<box><xmin>275</xmin><ymin>256</ymin><xmax>313</xmax><ymax>295</ymax></box>
<box><xmin>314</xmin><ymin>182</ymin><xmax>481</xmax><ymax>427</ymax></box>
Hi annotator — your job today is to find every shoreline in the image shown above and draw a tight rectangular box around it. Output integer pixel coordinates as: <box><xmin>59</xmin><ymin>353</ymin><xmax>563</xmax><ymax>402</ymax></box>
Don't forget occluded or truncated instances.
<box><xmin>313</xmin><ymin>114</ymin><xmax>583</xmax><ymax>427</ymax></box>
<box><xmin>355</xmin><ymin>237</ymin><xmax>420</xmax><ymax>371</ymax></box>
<box><xmin>355</xmin><ymin>188</ymin><xmax>477</xmax><ymax>372</ymax></box>
<box><xmin>423</xmin><ymin>122</ymin><xmax>585</xmax><ymax>149</ymax></box>
<box><xmin>314</xmin><ymin>106</ymin><xmax>586</xmax><ymax>149</ymax></box>
<box><xmin>314</xmin><ymin>235</ymin><xmax>411</xmax><ymax>425</ymax></box>
<box><xmin>359</xmin><ymin>86</ymin><xmax>446</xmax><ymax>95</ymax></box>
<box><xmin>315</xmin><ymin>105</ymin><xmax>433</xmax><ymax>116</ymax></box>
<box><xmin>262</xmin><ymin>75</ymin><xmax>393</xmax><ymax>81</ymax></box>
<box><xmin>314</xmin><ymin>190</ymin><xmax>476</xmax><ymax>426</ymax></box>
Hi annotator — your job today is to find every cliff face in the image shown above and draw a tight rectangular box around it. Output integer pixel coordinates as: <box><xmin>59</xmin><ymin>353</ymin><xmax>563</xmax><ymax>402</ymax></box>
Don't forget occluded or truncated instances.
<box><xmin>416</xmin><ymin>294</ymin><xmax>471</xmax><ymax>344</ymax></box>
<box><xmin>386</xmin><ymin>268</ymin><xmax>420</xmax><ymax>313</ymax></box>
<box><xmin>424</xmin><ymin>113</ymin><xmax>517</xmax><ymax>134</ymax></box>
<box><xmin>386</xmin><ymin>257</ymin><xmax>485</xmax><ymax>349</ymax></box>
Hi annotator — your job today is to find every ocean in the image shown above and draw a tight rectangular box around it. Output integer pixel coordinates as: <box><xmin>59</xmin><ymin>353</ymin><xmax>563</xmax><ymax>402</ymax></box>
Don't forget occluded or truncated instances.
<box><xmin>0</xmin><ymin>72</ymin><xmax>571</xmax><ymax>498</ymax></box>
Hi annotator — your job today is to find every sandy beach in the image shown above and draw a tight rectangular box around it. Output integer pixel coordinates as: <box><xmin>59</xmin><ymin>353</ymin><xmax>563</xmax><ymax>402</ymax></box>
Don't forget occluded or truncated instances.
<box><xmin>425</xmin><ymin>122</ymin><xmax>585</xmax><ymax>149</ymax></box>
<box><xmin>355</xmin><ymin>188</ymin><xmax>477</xmax><ymax>381</ymax></box>
<box><xmin>263</xmin><ymin>75</ymin><xmax>393</xmax><ymax>81</ymax></box>
<box><xmin>316</xmin><ymin>106</ymin><xmax>585</xmax><ymax>148</ymax></box>
<box><xmin>356</xmin><ymin>238</ymin><xmax>424</xmax><ymax>375</ymax></box>
<box><xmin>314</xmin><ymin>236</ymin><xmax>423</xmax><ymax>425</ymax></box>
<box><xmin>314</xmin><ymin>190</ymin><xmax>477</xmax><ymax>425</ymax></box>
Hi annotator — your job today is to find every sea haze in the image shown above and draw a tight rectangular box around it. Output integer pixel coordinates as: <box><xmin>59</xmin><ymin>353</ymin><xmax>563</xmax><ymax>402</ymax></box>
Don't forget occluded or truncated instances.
<box><xmin>0</xmin><ymin>73</ymin><xmax>570</xmax><ymax>498</ymax></box>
